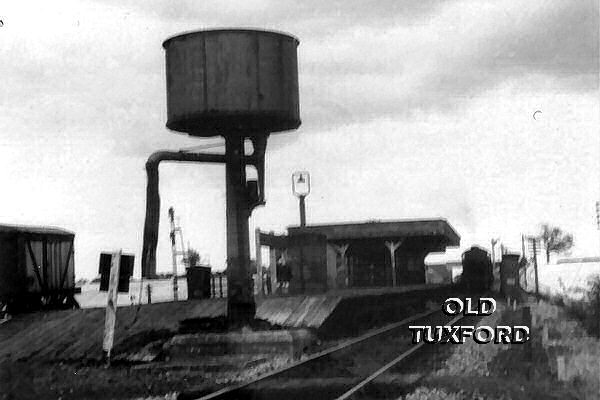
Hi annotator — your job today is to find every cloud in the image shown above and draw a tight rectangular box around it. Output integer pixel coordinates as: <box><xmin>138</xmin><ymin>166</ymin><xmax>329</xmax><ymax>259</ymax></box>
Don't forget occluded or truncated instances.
<box><xmin>92</xmin><ymin>0</ymin><xmax>446</xmax><ymax>32</ymax></box>
<box><xmin>298</xmin><ymin>0</ymin><xmax>599</xmax><ymax>128</ymax></box>
<box><xmin>1</xmin><ymin>0</ymin><xmax>598</xmax><ymax>277</ymax></box>
<box><xmin>3</xmin><ymin>0</ymin><xmax>595</xmax><ymax>149</ymax></box>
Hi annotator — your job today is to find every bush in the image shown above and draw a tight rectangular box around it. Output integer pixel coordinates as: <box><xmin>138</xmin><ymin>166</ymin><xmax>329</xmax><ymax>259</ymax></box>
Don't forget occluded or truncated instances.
<box><xmin>549</xmin><ymin>274</ymin><xmax>600</xmax><ymax>338</ymax></box>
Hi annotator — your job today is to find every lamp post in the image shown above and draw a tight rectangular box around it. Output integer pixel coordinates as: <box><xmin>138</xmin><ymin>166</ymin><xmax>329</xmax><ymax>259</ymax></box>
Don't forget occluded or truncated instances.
<box><xmin>292</xmin><ymin>171</ymin><xmax>310</xmax><ymax>227</ymax></box>
<box><xmin>292</xmin><ymin>171</ymin><xmax>310</xmax><ymax>293</ymax></box>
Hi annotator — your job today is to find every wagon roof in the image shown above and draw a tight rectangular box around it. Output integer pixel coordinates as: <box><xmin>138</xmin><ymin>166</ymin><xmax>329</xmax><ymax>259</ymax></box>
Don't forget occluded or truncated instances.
<box><xmin>0</xmin><ymin>223</ymin><xmax>74</xmax><ymax>237</ymax></box>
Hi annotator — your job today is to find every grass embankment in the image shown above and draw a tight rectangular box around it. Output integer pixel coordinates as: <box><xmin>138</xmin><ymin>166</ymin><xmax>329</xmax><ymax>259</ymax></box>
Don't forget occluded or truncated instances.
<box><xmin>399</xmin><ymin>298</ymin><xmax>600</xmax><ymax>400</ymax></box>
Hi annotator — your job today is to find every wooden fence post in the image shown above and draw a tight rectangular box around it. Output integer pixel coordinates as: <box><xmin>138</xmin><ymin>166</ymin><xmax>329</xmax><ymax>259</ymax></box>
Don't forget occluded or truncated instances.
<box><xmin>102</xmin><ymin>250</ymin><xmax>122</xmax><ymax>365</ymax></box>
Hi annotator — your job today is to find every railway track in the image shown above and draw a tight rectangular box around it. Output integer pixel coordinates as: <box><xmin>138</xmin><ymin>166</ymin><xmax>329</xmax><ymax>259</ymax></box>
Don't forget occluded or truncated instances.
<box><xmin>334</xmin><ymin>313</ymin><xmax>483</xmax><ymax>400</ymax></box>
<box><xmin>179</xmin><ymin>309</ymin><xmax>481</xmax><ymax>400</ymax></box>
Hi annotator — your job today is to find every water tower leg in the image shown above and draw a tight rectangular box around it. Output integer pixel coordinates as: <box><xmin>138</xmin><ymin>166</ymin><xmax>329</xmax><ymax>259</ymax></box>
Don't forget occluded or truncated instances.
<box><xmin>225</xmin><ymin>135</ymin><xmax>256</xmax><ymax>326</ymax></box>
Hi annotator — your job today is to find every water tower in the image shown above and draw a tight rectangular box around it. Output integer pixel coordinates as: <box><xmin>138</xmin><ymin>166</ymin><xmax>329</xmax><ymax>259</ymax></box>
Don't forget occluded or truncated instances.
<box><xmin>141</xmin><ymin>29</ymin><xmax>300</xmax><ymax>324</ymax></box>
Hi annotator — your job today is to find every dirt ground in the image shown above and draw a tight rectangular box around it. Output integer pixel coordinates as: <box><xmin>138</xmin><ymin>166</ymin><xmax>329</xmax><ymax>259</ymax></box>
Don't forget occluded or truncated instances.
<box><xmin>1</xmin><ymin>359</ymin><xmax>194</xmax><ymax>400</ymax></box>
<box><xmin>1</xmin><ymin>354</ymin><xmax>299</xmax><ymax>400</ymax></box>
<box><xmin>2</xmin><ymin>298</ymin><xmax>597</xmax><ymax>400</ymax></box>
<box><xmin>0</xmin><ymin>304</ymin><xmax>282</xmax><ymax>400</ymax></box>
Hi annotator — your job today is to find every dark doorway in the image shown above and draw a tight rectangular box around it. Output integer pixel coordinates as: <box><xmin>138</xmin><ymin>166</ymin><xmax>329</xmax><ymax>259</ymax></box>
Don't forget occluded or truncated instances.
<box><xmin>346</xmin><ymin>239</ymin><xmax>388</xmax><ymax>287</ymax></box>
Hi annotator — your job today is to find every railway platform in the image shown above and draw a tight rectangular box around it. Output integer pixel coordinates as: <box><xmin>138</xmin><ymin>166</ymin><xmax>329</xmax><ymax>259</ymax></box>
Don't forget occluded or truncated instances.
<box><xmin>0</xmin><ymin>283</ymin><xmax>453</xmax><ymax>363</ymax></box>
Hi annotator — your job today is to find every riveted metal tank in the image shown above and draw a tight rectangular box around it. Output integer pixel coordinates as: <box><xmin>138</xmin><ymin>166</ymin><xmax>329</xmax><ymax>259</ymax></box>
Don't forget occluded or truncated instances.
<box><xmin>162</xmin><ymin>29</ymin><xmax>300</xmax><ymax>137</ymax></box>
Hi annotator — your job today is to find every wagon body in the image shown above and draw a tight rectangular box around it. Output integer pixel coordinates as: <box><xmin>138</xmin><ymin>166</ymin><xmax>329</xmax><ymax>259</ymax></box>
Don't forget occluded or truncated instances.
<box><xmin>461</xmin><ymin>246</ymin><xmax>493</xmax><ymax>292</ymax></box>
<box><xmin>0</xmin><ymin>224</ymin><xmax>77</xmax><ymax>312</ymax></box>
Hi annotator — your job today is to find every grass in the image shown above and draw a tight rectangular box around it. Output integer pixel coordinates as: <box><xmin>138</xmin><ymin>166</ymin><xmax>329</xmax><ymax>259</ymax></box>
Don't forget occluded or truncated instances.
<box><xmin>534</xmin><ymin>274</ymin><xmax>600</xmax><ymax>338</ymax></box>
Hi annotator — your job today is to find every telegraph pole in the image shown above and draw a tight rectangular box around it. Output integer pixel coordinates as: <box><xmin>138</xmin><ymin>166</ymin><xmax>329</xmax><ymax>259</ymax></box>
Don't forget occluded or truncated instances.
<box><xmin>521</xmin><ymin>235</ymin><xmax>528</xmax><ymax>289</ymax></box>
<box><xmin>528</xmin><ymin>237</ymin><xmax>540</xmax><ymax>296</ymax></box>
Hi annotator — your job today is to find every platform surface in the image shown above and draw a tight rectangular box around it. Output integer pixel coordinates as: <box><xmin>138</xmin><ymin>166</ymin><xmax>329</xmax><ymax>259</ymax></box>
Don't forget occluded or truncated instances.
<box><xmin>0</xmin><ymin>284</ymin><xmax>449</xmax><ymax>362</ymax></box>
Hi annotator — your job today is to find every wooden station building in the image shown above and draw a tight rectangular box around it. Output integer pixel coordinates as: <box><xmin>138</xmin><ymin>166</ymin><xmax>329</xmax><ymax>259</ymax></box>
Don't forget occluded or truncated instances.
<box><xmin>256</xmin><ymin>219</ymin><xmax>460</xmax><ymax>294</ymax></box>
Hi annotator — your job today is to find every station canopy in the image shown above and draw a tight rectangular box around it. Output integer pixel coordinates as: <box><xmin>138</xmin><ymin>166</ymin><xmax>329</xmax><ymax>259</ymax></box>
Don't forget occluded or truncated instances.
<box><xmin>287</xmin><ymin>219</ymin><xmax>460</xmax><ymax>246</ymax></box>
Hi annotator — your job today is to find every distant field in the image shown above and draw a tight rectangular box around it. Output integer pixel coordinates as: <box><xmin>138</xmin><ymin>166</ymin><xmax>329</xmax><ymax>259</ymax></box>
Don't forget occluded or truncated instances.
<box><xmin>525</xmin><ymin>262</ymin><xmax>600</xmax><ymax>300</ymax></box>
<box><xmin>75</xmin><ymin>263</ymin><xmax>600</xmax><ymax>308</ymax></box>
<box><xmin>76</xmin><ymin>278</ymin><xmax>191</xmax><ymax>308</ymax></box>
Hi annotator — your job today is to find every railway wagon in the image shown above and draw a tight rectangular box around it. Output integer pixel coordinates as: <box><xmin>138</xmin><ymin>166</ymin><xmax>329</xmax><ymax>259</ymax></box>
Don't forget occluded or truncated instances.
<box><xmin>0</xmin><ymin>224</ymin><xmax>78</xmax><ymax>313</ymax></box>
<box><xmin>461</xmin><ymin>246</ymin><xmax>493</xmax><ymax>292</ymax></box>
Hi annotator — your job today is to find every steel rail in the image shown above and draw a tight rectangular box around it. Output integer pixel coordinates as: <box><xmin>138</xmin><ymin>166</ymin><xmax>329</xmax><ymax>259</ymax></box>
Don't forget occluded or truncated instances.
<box><xmin>334</xmin><ymin>314</ymin><xmax>464</xmax><ymax>400</ymax></box>
<box><xmin>195</xmin><ymin>308</ymin><xmax>439</xmax><ymax>400</ymax></box>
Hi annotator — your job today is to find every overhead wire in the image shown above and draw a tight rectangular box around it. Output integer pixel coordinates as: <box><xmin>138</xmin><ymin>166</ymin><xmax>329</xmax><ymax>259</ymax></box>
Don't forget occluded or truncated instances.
<box><xmin>180</xmin><ymin>141</ymin><xmax>225</xmax><ymax>152</ymax></box>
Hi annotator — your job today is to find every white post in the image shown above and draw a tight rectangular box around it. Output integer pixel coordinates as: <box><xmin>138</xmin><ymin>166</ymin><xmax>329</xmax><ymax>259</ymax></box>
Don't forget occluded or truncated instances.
<box><xmin>255</xmin><ymin>228</ymin><xmax>262</xmax><ymax>296</ymax></box>
<box><xmin>270</xmin><ymin>247</ymin><xmax>277</xmax><ymax>294</ymax></box>
<box><xmin>103</xmin><ymin>250</ymin><xmax>122</xmax><ymax>364</ymax></box>
<box><xmin>333</xmin><ymin>244</ymin><xmax>349</xmax><ymax>287</ymax></box>
<box><xmin>556</xmin><ymin>355</ymin><xmax>566</xmax><ymax>381</ymax></box>
<box><xmin>385</xmin><ymin>241</ymin><xmax>401</xmax><ymax>287</ymax></box>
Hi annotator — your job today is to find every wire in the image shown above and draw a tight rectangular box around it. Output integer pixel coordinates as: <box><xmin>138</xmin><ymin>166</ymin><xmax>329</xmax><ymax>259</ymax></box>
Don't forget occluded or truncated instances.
<box><xmin>180</xmin><ymin>142</ymin><xmax>225</xmax><ymax>152</ymax></box>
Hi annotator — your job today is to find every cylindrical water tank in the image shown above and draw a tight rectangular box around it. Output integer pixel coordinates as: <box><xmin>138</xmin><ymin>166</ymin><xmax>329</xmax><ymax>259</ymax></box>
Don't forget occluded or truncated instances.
<box><xmin>163</xmin><ymin>29</ymin><xmax>301</xmax><ymax>137</ymax></box>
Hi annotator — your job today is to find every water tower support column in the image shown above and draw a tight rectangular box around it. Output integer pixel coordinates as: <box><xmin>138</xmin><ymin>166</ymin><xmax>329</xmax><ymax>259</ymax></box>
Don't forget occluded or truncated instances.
<box><xmin>225</xmin><ymin>135</ymin><xmax>256</xmax><ymax>325</ymax></box>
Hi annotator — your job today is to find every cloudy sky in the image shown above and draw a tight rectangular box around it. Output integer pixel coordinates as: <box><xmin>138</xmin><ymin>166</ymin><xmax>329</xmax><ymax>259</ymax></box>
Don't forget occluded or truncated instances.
<box><xmin>1</xmin><ymin>1</ymin><xmax>598</xmax><ymax>278</ymax></box>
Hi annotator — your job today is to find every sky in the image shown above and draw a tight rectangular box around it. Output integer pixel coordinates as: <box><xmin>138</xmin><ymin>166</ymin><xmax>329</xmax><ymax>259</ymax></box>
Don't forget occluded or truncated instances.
<box><xmin>0</xmin><ymin>1</ymin><xmax>598</xmax><ymax>279</ymax></box>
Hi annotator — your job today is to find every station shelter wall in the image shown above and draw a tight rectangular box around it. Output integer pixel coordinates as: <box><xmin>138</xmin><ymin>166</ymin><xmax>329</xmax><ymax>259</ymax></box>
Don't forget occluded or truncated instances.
<box><xmin>264</xmin><ymin>235</ymin><xmax>448</xmax><ymax>293</ymax></box>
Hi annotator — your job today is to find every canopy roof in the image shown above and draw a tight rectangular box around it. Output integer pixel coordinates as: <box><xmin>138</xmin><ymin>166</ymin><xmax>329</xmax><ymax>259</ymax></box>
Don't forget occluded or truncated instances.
<box><xmin>288</xmin><ymin>219</ymin><xmax>460</xmax><ymax>246</ymax></box>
